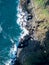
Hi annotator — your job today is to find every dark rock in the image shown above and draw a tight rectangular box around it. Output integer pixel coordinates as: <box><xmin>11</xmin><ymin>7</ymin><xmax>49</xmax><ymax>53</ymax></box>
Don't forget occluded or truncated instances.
<box><xmin>29</xmin><ymin>29</ymin><xmax>34</xmax><ymax>35</ymax></box>
<box><xmin>27</xmin><ymin>14</ymin><xmax>33</xmax><ymax>20</ymax></box>
<box><xmin>18</xmin><ymin>35</ymin><xmax>31</xmax><ymax>48</ymax></box>
<box><xmin>13</xmin><ymin>59</ymin><xmax>21</xmax><ymax>65</ymax></box>
<box><xmin>27</xmin><ymin>0</ymin><xmax>30</xmax><ymax>4</ymax></box>
<box><xmin>37</xmin><ymin>24</ymin><xmax>40</xmax><ymax>27</ymax></box>
<box><xmin>35</xmin><ymin>20</ymin><xmax>44</xmax><ymax>24</ymax></box>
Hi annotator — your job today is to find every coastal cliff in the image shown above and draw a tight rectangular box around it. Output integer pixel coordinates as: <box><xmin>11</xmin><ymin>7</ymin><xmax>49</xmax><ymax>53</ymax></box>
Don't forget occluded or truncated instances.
<box><xmin>14</xmin><ymin>0</ymin><xmax>49</xmax><ymax>65</ymax></box>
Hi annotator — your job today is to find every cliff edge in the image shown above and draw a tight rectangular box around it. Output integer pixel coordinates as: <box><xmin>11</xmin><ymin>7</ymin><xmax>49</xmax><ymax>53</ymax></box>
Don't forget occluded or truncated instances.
<box><xmin>15</xmin><ymin>0</ymin><xmax>49</xmax><ymax>65</ymax></box>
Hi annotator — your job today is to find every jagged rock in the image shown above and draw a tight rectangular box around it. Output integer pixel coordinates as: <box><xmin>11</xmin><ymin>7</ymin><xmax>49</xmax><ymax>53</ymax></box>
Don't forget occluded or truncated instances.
<box><xmin>13</xmin><ymin>58</ymin><xmax>21</xmax><ymax>65</ymax></box>
<box><xmin>27</xmin><ymin>0</ymin><xmax>30</xmax><ymax>4</ymax></box>
<box><xmin>18</xmin><ymin>35</ymin><xmax>31</xmax><ymax>48</ymax></box>
<box><xmin>27</xmin><ymin>14</ymin><xmax>33</xmax><ymax>20</ymax></box>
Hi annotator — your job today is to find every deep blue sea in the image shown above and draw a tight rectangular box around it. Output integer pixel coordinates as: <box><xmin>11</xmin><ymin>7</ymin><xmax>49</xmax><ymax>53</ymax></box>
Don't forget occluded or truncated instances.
<box><xmin>0</xmin><ymin>0</ymin><xmax>21</xmax><ymax>65</ymax></box>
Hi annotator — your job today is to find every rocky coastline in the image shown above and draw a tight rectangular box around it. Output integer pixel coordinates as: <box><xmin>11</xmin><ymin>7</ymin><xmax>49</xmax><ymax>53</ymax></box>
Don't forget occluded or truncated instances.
<box><xmin>13</xmin><ymin>0</ymin><xmax>39</xmax><ymax>65</ymax></box>
<box><xmin>14</xmin><ymin>0</ymin><xmax>35</xmax><ymax>65</ymax></box>
<box><xmin>13</xmin><ymin>0</ymin><xmax>49</xmax><ymax>65</ymax></box>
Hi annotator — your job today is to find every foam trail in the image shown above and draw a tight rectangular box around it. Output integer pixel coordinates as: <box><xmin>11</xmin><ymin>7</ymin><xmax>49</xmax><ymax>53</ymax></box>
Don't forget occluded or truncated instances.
<box><xmin>5</xmin><ymin>2</ymin><xmax>20</xmax><ymax>65</ymax></box>
<box><xmin>5</xmin><ymin>0</ymin><xmax>29</xmax><ymax>65</ymax></box>
<box><xmin>5</xmin><ymin>41</ymin><xmax>17</xmax><ymax>65</ymax></box>
<box><xmin>10</xmin><ymin>43</ymin><xmax>17</xmax><ymax>58</ymax></box>
<box><xmin>0</xmin><ymin>25</ymin><xmax>2</xmax><ymax>33</ymax></box>
<box><xmin>10</xmin><ymin>38</ymin><xmax>15</xmax><ymax>44</ymax></box>
<box><xmin>17</xmin><ymin>5</ymin><xmax>29</xmax><ymax>39</ymax></box>
<box><xmin>20</xmin><ymin>27</ymin><xmax>29</xmax><ymax>39</ymax></box>
<box><xmin>5</xmin><ymin>59</ymin><xmax>12</xmax><ymax>65</ymax></box>
<box><xmin>4</xmin><ymin>0</ymin><xmax>20</xmax><ymax>65</ymax></box>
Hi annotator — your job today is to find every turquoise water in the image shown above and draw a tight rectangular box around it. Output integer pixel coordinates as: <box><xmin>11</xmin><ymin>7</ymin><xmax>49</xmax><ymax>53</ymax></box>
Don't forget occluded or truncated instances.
<box><xmin>0</xmin><ymin>0</ymin><xmax>21</xmax><ymax>65</ymax></box>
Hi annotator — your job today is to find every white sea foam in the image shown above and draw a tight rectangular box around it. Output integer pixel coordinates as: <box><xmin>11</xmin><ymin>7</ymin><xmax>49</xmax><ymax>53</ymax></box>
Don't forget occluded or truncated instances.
<box><xmin>0</xmin><ymin>25</ymin><xmax>2</xmax><ymax>33</ymax></box>
<box><xmin>17</xmin><ymin>5</ymin><xmax>29</xmax><ymax>39</ymax></box>
<box><xmin>5</xmin><ymin>1</ymin><xmax>20</xmax><ymax>65</ymax></box>
<box><xmin>9</xmin><ymin>38</ymin><xmax>17</xmax><ymax>59</ymax></box>
<box><xmin>10</xmin><ymin>38</ymin><xmax>15</xmax><ymax>44</ymax></box>
<box><xmin>5</xmin><ymin>0</ymin><xmax>29</xmax><ymax>65</ymax></box>
<box><xmin>9</xmin><ymin>44</ymin><xmax>17</xmax><ymax>58</ymax></box>
<box><xmin>5</xmin><ymin>43</ymin><xmax>17</xmax><ymax>65</ymax></box>
<box><xmin>20</xmin><ymin>27</ymin><xmax>29</xmax><ymax>39</ymax></box>
<box><xmin>5</xmin><ymin>59</ymin><xmax>12</xmax><ymax>65</ymax></box>
<box><xmin>5</xmin><ymin>38</ymin><xmax>17</xmax><ymax>65</ymax></box>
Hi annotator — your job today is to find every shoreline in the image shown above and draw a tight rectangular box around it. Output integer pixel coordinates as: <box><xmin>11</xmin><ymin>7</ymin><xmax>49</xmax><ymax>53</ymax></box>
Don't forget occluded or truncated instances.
<box><xmin>11</xmin><ymin>0</ymin><xmax>38</xmax><ymax>64</ymax></box>
<box><xmin>13</xmin><ymin>0</ymin><xmax>31</xmax><ymax>65</ymax></box>
<box><xmin>9</xmin><ymin>0</ymin><xmax>30</xmax><ymax>65</ymax></box>
<box><xmin>14</xmin><ymin>0</ymin><xmax>37</xmax><ymax>64</ymax></box>
<box><xmin>17</xmin><ymin>5</ymin><xmax>29</xmax><ymax>38</ymax></box>
<box><xmin>14</xmin><ymin>0</ymin><xmax>49</xmax><ymax>65</ymax></box>
<box><xmin>16</xmin><ymin>0</ymin><xmax>30</xmax><ymax>55</ymax></box>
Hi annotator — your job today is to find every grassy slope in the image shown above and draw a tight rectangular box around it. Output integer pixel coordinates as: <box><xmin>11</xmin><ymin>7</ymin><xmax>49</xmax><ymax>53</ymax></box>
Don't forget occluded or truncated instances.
<box><xmin>22</xmin><ymin>0</ymin><xmax>49</xmax><ymax>65</ymax></box>
<box><xmin>34</xmin><ymin>0</ymin><xmax>49</xmax><ymax>20</ymax></box>
<box><xmin>33</xmin><ymin>0</ymin><xmax>49</xmax><ymax>41</ymax></box>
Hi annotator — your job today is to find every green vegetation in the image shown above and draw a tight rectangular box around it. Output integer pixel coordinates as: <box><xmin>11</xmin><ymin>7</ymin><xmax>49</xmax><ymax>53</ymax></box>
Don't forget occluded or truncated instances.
<box><xmin>25</xmin><ymin>0</ymin><xmax>49</xmax><ymax>65</ymax></box>
<box><xmin>33</xmin><ymin>0</ymin><xmax>49</xmax><ymax>41</ymax></box>
<box><xmin>35</xmin><ymin>0</ymin><xmax>48</xmax><ymax>7</ymax></box>
<box><xmin>34</xmin><ymin>0</ymin><xmax>47</xmax><ymax>8</ymax></box>
<box><xmin>34</xmin><ymin>0</ymin><xmax>49</xmax><ymax>20</ymax></box>
<box><xmin>22</xmin><ymin>31</ymin><xmax>49</xmax><ymax>65</ymax></box>
<box><xmin>23</xmin><ymin>0</ymin><xmax>49</xmax><ymax>65</ymax></box>
<box><xmin>23</xmin><ymin>52</ymin><xmax>42</xmax><ymax>65</ymax></box>
<box><xmin>20</xmin><ymin>0</ymin><xmax>49</xmax><ymax>65</ymax></box>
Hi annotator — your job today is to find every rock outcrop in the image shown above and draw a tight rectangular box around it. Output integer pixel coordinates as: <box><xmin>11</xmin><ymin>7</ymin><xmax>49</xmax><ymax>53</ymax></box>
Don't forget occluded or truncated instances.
<box><xmin>14</xmin><ymin>0</ymin><xmax>49</xmax><ymax>65</ymax></box>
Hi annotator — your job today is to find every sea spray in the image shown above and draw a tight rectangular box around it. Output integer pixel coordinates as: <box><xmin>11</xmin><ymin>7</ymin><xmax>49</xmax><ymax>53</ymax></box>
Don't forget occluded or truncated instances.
<box><xmin>5</xmin><ymin>0</ymin><xmax>29</xmax><ymax>65</ymax></box>
<box><xmin>4</xmin><ymin>0</ymin><xmax>20</xmax><ymax>65</ymax></box>
<box><xmin>17</xmin><ymin>5</ymin><xmax>29</xmax><ymax>39</ymax></box>
<box><xmin>0</xmin><ymin>25</ymin><xmax>2</xmax><ymax>33</ymax></box>
<box><xmin>5</xmin><ymin>39</ymin><xmax>17</xmax><ymax>65</ymax></box>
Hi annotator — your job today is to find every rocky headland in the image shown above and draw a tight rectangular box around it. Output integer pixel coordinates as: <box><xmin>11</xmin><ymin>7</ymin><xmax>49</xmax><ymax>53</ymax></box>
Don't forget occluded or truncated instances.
<box><xmin>14</xmin><ymin>0</ymin><xmax>49</xmax><ymax>65</ymax></box>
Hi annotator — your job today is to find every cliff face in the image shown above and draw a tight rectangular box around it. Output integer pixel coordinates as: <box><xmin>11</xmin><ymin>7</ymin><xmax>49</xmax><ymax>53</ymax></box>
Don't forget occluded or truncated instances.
<box><xmin>17</xmin><ymin>0</ymin><xmax>49</xmax><ymax>65</ymax></box>
<box><xmin>20</xmin><ymin>0</ymin><xmax>49</xmax><ymax>42</ymax></box>
<box><xmin>33</xmin><ymin>0</ymin><xmax>49</xmax><ymax>42</ymax></box>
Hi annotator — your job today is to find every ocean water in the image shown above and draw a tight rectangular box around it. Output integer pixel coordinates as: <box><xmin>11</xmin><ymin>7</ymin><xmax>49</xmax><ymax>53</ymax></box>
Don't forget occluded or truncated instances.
<box><xmin>0</xmin><ymin>0</ymin><xmax>21</xmax><ymax>65</ymax></box>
